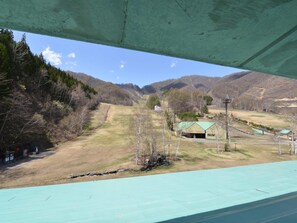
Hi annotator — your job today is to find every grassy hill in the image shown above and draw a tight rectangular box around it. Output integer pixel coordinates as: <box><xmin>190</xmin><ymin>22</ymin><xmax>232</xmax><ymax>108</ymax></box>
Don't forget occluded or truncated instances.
<box><xmin>116</xmin><ymin>83</ymin><xmax>143</xmax><ymax>101</ymax></box>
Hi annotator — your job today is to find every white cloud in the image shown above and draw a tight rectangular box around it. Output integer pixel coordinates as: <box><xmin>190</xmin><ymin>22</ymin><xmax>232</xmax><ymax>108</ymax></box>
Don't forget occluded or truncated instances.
<box><xmin>116</xmin><ymin>76</ymin><xmax>120</xmax><ymax>80</ymax></box>
<box><xmin>120</xmin><ymin>61</ymin><xmax>126</xmax><ymax>69</ymax></box>
<box><xmin>42</xmin><ymin>47</ymin><xmax>62</xmax><ymax>66</ymax></box>
<box><xmin>67</xmin><ymin>52</ymin><xmax>76</xmax><ymax>58</ymax></box>
<box><xmin>109</xmin><ymin>70</ymin><xmax>115</xmax><ymax>73</ymax></box>
<box><xmin>170</xmin><ymin>62</ymin><xmax>177</xmax><ymax>68</ymax></box>
<box><xmin>65</xmin><ymin>61</ymin><xmax>77</xmax><ymax>66</ymax></box>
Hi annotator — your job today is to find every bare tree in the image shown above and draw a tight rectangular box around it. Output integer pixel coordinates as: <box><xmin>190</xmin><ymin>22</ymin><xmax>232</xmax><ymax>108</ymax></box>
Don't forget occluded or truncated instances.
<box><xmin>0</xmin><ymin>73</ymin><xmax>10</xmax><ymax>98</ymax></box>
<box><xmin>130</xmin><ymin>107</ymin><xmax>172</xmax><ymax>168</ymax></box>
<box><xmin>162</xmin><ymin>111</ymin><xmax>166</xmax><ymax>155</ymax></box>
<box><xmin>167</xmin><ymin>89</ymin><xmax>193</xmax><ymax>114</ymax></box>
<box><xmin>175</xmin><ymin>130</ymin><xmax>182</xmax><ymax>160</ymax></box>
<box><xmin>134</xmin><ymin>112</ymin><xmax>143</xmax><ymax>164</ymax></box>
<box><xmin>288</xmin><ymin>116</ymin><xmax>297</xmax><ymax>155</ymax></box>
<box><xmin>130</xmin><ymin>110</ymin><xmax>154</xmax><ymax>165</ymax></box>
<box><xmin>273</xmin><ymin>134</ymin><xmax>282</xmax><ymax>155</ymax></box>
<box><xmin>215</xmin><ymin>124</ymin><xmax>221</xmax><ymax>154</ymax></box>
<box><xmin>0</xmin><ymin>92</ymin><xmax>46</xmax><ymax>148</ymax></box>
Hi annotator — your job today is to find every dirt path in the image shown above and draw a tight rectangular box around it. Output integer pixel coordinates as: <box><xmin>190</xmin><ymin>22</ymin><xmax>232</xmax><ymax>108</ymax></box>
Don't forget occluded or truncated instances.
<box><xmin>0</xmin><ymin>103</ymin><xmax>135</xmax><ymax>188</ymax></box>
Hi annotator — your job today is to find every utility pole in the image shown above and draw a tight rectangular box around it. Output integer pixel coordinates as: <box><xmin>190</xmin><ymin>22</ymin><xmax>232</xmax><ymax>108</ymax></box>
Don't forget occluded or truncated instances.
<box><xmin>223</xmin><ymin>95</ymin><xmax>231</xmax><ymax>144</ymax></box>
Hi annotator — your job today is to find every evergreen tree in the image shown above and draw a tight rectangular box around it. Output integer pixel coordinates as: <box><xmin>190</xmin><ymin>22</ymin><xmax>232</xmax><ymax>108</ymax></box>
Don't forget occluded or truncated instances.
<box><xmin>203</xmin><ymin>95</ymin><xmax>213</xmax><ymax>105</ymax></box>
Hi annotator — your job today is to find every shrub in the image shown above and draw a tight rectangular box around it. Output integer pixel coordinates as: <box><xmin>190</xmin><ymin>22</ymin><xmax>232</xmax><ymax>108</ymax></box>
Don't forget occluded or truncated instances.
<box><xmin>146</xmin><ymin>94</ymin><xmax>161</xmax><ymax>109</ymax></box>
<box><xmin>203</xmin><ymin>95</ymin><xmax>213</xmax><ymax>105</ymax></box>
<box><xmin>177</xmin><ymin>112</ymin><xmax>199</xmax><ymax>121</ymax></box>
<box><xmin>165</xmin><ymin>111</ymin><xmax>174</xmax><ymax>131</ymax></box>
<box><xmin>224</xmin><ymin>143</ymin><xmax>230</xmax><ymax>152</ymax></box>
<box><xmin>201</xmin><ymin>105</ymin><xmax>209</xmax><ymax>114</ymax></box>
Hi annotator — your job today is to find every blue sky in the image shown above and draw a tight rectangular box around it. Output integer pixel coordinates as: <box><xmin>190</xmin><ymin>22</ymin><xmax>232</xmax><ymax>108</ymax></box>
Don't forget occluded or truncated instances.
<box><xmin>13</xmin><ymin>30</ymin><xmax>244</xmax><ymax>87</ymax></box>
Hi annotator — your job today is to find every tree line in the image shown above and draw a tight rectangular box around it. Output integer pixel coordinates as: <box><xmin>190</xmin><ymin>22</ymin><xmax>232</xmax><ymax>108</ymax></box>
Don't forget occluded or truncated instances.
<box><xmin>146</xmin><ymin>90</ymin><xmax>213</xmax><ymax>120</ymax></box>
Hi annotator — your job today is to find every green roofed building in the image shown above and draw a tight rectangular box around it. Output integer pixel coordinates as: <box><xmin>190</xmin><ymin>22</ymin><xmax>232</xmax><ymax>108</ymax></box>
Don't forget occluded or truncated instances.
<box><xmin>279</xmin><ymin>129</ymin><xmax>292</xmax><ymax>135</ymax></box>
<box><xmin>176</xmin><ymin>121</ymin><xmax>223</xmax><ymax>139</ymax></box>
<box><xmin>279</xmin><ymin>129</ymin><xmax>293</xmax><ymax>139</ymax></box>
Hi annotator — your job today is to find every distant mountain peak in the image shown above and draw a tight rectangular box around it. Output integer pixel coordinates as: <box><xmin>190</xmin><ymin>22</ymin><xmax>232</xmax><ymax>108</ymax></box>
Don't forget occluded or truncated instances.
<box><xmin>142</xmin><ymin>74</ymin><xmax>221</xmax><ymax>94</ymax></box>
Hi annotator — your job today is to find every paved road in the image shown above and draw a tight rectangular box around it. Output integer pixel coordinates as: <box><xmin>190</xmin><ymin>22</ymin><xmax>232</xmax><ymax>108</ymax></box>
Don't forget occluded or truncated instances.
<box><xmin>161</xmin><ymin>192</ymin><xmax>297</xmax><ymax>223</ymax></box>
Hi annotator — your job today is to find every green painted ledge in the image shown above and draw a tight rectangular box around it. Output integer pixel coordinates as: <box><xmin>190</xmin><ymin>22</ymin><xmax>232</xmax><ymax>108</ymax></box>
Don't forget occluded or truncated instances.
<box><xmin>1</xmin><ymin>160</ymin><xmax>297</xmax><ymax>222</ymax></box>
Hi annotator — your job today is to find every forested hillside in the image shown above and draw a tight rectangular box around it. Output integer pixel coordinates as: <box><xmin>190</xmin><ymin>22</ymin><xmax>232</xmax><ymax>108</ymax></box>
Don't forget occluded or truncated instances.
<box><xmin>143</xmin><ymin>72</ymin><xmax>297</xmax><ymax>114</ymax></box>
<box><xmin>209</xmin><ymin>71</ymin><xmax>297</xmax><ymax>113</ymax></box>
<box><xmin>69</xmin><ymin>71</ymin><xmax>142</xmax><ymax>105</ymax></box>
<box><xmin>0</xmin><ymin>30</ymin><xmax>99</xmax><ymax>154</ymax></box>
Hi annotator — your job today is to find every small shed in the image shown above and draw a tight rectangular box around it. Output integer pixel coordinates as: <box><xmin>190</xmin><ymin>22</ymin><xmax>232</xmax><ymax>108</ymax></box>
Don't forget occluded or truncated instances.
<box><xmin>252</xmin><ymin>128</ymin><xmax>265</xmax><ymax>135</ymax></box>
<box><xmin>176</xmin><ymin>121</ymin><xmax>220</xmax><ymax>139</ymax></box>
<box><xmin>279</xmin><ymin>129</ymin><xmax>292</xmax><ymax>135</ymax></box>
<box><xmin>154</xmin><ymin>105</ymin><xmax>162</xmax><ymax>111</ymax></box>
<box><xmin>279</xmin><ymin>129</ymin><xmax>293</xmax><ymax>139</ymax></box>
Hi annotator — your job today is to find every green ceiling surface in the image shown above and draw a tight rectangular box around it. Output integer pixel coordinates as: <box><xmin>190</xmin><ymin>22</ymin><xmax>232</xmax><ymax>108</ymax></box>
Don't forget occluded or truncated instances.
<box><xmin>0</xmin><ymin>0</ymin><xmax>297</xmax><ymax>78</ymax></box>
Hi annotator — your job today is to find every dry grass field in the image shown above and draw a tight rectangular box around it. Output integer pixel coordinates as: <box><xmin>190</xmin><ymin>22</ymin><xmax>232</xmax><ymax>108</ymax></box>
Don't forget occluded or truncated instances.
<box><xmin>0</xmin><ymin>103</ymin><xmax>137</xmax><ymax>188</ymax></box>
<box><xmin>209</xmin><ymin>107</ymin><xmax>291</xmax><ymax>129</ymax></box>
<box><xmin>1</xmin><ymin>102</ymin><xmax>297</xmax><ymax>189</ymax></box>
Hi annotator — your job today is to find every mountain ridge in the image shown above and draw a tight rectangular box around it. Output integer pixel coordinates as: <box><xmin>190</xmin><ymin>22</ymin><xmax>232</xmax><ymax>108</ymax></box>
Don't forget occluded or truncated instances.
<box><xmin>69</xmin><ymin>70</ymin><xmax>297</xmax><ymax>113</ymax></box>
<box><xmin>142</xmin><ymin>74</ymin><xmax>221</xmax><ymax>94</ymax></box>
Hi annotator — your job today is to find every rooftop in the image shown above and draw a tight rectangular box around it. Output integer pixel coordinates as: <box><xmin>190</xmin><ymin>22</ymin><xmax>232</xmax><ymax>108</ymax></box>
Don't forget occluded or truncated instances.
<box><xmin>279</xmin><ymin>129</ymin><xmax>292</xmax><ymax>135</ymax></box>
<box><xmin>177</xmin><ymin>121</ymin><xmax>215</xmax><ymax>131</ymax></box>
